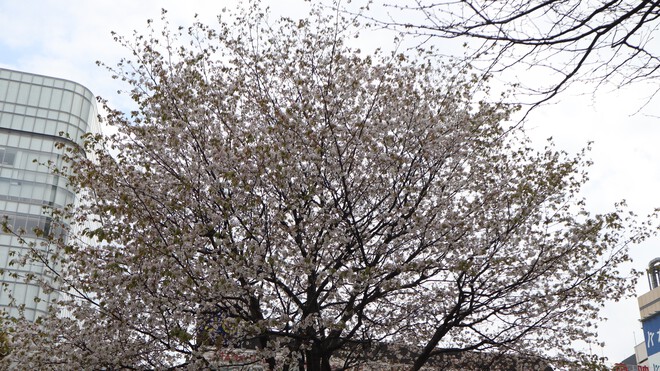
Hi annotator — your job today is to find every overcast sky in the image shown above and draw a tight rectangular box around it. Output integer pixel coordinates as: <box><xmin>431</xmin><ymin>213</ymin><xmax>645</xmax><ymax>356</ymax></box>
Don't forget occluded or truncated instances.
<box><xmin>1</xmin><ymin>0</ymin><xmax>658</xmax><ymax>365</ymax></box>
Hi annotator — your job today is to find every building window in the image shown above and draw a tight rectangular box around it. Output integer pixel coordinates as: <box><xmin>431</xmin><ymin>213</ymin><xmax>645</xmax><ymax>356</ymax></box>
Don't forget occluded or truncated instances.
<box><xmin>0</xmin><ymin>148</ymin><xmax>16</xmax><ymax>166</ymax></box>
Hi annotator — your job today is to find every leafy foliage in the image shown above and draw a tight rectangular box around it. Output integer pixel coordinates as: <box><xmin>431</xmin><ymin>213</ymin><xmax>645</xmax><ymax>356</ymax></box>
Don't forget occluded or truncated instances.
<box><xmin>0</xmin><ymin>3</ymin><xmax>650</xmax><ymax>370</ymax></box>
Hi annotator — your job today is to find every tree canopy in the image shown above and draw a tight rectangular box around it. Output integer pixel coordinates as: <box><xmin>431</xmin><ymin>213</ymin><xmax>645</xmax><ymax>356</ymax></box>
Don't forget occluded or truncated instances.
<box><xmin>364</xmin><ymin>0</ymin><xmax>660</xmax><ymax>106</ymax></box>
<box><xmin>0</xmin><ymin>3</ymin><xmax>650</xmax><ymax>370</ymax></box>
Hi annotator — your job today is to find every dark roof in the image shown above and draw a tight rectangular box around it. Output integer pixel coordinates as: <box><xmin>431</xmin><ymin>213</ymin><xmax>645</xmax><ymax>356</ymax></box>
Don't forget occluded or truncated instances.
<box><xmin>620</xmin><ymin>353</ymin><xmax>637</xmax><ymax>365</ymax></box>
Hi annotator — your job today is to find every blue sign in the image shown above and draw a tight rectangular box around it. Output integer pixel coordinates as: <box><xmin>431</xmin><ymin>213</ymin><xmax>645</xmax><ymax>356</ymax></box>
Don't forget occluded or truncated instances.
<box><xmin>642</xmin><ymin>313</ymin><xmax>660</xmax><ymax>357</ymax></box>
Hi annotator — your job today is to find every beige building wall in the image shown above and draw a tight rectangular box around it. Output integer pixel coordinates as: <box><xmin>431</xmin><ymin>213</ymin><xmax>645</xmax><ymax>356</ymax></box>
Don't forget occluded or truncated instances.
<box><xmin>639</xmin><ymin>286</ymin><xmax>660</xmax><ymax>321</ymax></box>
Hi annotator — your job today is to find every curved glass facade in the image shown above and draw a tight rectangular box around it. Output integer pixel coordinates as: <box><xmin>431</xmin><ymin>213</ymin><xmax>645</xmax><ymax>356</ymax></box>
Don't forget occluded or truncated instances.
<box><xmin>0</xmin><ymin>68</ymin><xmax>99</xmax><ymax>321</ymax></box>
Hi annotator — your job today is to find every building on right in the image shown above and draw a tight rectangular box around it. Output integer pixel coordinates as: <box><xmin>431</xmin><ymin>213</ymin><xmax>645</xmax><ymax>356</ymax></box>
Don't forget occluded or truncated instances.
<box><xmin>617</xmin><ymin>259</ymin><xmax>660</xmax><ymax>371</ymax></box>
<box><xmin>636</xmin><ymin>259</ymin><xmax>660</xmax><ymax>367</ymax></box>
<box><xmin>0</xmin><ymin>67</ymin><xmax>100</xmax><ymax>321</ymax></box>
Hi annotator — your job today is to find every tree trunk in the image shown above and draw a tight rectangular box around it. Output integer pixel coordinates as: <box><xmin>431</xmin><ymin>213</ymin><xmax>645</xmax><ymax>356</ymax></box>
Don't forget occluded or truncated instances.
<box><xmin>306</xmin><ymin>344</ymin><xmax>321</xmax><ymax>371</ymax></box>
<box><xmin>304</xmin><ymin>342</ymin><xmax>333</xmax><ymax>371</ymax></box>
<box><xmin>321</xmin><ymin>353</ymin><xmax>331</xmax><ymax>371</ymax></box>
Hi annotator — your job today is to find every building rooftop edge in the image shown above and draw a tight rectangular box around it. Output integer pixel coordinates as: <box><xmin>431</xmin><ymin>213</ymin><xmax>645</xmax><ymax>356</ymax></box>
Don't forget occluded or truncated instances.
<box><xmin>0</xmin><ymin>67</ymin><xmax>96</xmax><ymax>98</ymax></box>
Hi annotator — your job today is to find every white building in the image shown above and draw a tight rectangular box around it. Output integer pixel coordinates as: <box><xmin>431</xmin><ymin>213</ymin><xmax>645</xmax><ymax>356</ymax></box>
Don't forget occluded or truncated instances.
<box><xmin>0</xmin><ymin>68</ymin><xmax>99</xmax><ymax>321</ymax></box>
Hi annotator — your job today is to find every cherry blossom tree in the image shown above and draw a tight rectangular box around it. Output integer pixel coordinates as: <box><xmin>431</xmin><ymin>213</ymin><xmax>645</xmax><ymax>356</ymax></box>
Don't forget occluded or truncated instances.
<box><xmin>361</xmin><ymin>0</ymin><xmax>660</xmax><ymax>106</ymax></box>
<box><xmin>0</xmin><ymin>3</ymin><xmax>650</xmax><ymax>370</ymax></box>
